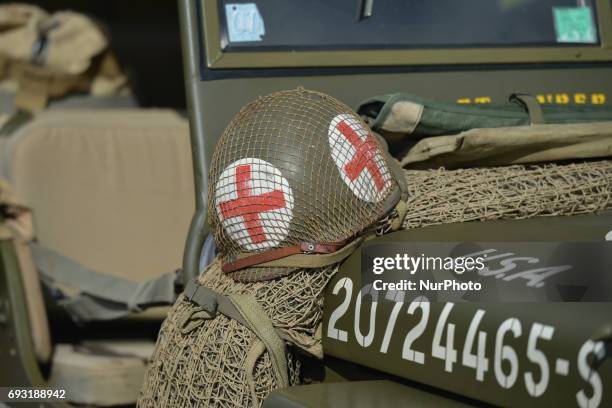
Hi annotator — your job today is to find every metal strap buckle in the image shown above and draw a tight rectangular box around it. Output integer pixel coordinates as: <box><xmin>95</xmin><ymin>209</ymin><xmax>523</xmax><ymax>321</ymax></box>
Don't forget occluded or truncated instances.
<box><xmin>303</xmin><ymin>243</ymin><xmax>316</xmax><ymax>254</ymax></box>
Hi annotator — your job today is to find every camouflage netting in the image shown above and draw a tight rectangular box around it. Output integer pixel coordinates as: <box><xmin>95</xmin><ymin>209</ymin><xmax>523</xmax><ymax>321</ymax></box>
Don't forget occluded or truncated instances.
<box><xmin>402</xmin><ymin>160</ymin><xmax>611</xmax><ymax>229</ymax></box>
<box><xmin>138</xmin><ymin>260</ymin><xmax>338</xmax><ymax>408</ymax></box>
<box><xmin>139</xmin><ymin>159</ymin><xmax>611</xmax><ymax>408</ymax></box>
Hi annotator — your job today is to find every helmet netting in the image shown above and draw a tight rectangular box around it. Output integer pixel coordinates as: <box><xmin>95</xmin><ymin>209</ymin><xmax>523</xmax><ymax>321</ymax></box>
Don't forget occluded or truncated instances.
<box><xmin>208</xmin><ymin>88</ymin><xmax>398</xmax><ymax>261</ymax></box>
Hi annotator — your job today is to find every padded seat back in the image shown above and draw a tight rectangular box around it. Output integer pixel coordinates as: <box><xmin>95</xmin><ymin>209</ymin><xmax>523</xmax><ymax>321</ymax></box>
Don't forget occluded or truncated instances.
<box><xmin>1</xmin><ymin>109</ymin><xmax>194</xmax><ymax>286</ymax></box>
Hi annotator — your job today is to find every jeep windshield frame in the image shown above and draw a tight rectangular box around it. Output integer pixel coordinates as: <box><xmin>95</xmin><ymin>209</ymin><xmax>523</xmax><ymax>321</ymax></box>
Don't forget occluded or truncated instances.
<box><xmin>200</xmin><ymin>0</ymin><xmax>612</xmax><ymax>69</ymax></box>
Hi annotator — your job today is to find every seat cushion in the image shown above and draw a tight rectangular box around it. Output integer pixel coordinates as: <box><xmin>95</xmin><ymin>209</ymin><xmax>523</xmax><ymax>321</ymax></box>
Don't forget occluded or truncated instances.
<box><xmin>1</xmin><ymin>110</ymin><xmax>194</xmax><ymax>317</ymax></box>
<box><xmin>49</xmin><ymin>342</ymin><xmax>154</xmax><ymax>406</ymax></box>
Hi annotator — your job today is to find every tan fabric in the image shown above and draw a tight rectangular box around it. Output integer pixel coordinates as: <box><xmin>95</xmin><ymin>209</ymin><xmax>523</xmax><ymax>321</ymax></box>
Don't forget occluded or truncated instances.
<box><xmin>90</xmin><ymin>53</ymin><xmax>128</xmax><ymax>97</ymax></box>
<box><xmin>0</xmin><ymin>112</ymin><xmax>10</xmax><ymax>127</ymax></box>
<box><xmin>50</xmin><ymin>343</ymin><xmax>149</xmax><ymax>406</ymax></box>
<box><xmin>3</xmin><ymin>109</ymin><xmax>194</xmax><ymax>318</ymax></box>
<box><xmin>381</xmin><ymin>100</ymin><xmax>423</xmax><ymax>134</ymax></box>
<box><xmin>0</xmin><ymin>4</ymin><xmax>47</xmax><ymax>29</ymax></box>
<box><xmin>0</xmin><ymin>224</ymin><xmax>11</xmax><ymax>240</ymax></box>
<box><xmin>13</xmin><ymin>64</ymin><xmax>90</xmax><ymax>111</ymax></box>
<box><xmin>0</xmin><ymin>5</ymin><xmax>127</xmax><ymax>110</ymax></box>
<box><xmin>0</xmin><ymin>6</ymin><xmax>104</xmax><ymax>75</ymax></box>
<box><xmin>13</xmin><ymin>238</ymin><xmax>52</xmax><ymax>363</ymax></box>
<box><xmin>41</xmin><ymin>11</ymin><xmax>107</xmax><ymax>75</ymax></box>
<box><xmin>0</xmin><ymin>176</ymin><xmax>27</xmax><ymax>207</ymax></box>
<box><xmin>0</xmin><ymin>4</ymin><xmax>48</xmax><ymax>67</ymax></box>
<box><xmin>401</xmin><ymin>121</ymin><xmax>612</xmax><ymax>168</ymax></box>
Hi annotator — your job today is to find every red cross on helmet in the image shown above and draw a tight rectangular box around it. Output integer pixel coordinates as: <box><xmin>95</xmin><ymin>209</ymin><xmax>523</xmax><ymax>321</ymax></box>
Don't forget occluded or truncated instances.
<box><xmin>209</xmin><ymin>88</ymin><xmax>407</xmax><ymax>282</ymax></box>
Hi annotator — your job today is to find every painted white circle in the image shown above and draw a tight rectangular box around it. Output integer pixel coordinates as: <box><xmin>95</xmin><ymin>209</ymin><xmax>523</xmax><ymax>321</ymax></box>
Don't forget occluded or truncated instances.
<box><xmin>215</xmin><ymin>158</ymin><xmax>294</xmax><ymax>251</ymax></box>
<box><xmin>606</xmin><ymin>230</ymin><xmax>612</xmax><ymax>241</ymax></box>
<box><xmin>328</xmin><ymin>113</ymin><xmax>392</xmax><ymax>202</ymax></box>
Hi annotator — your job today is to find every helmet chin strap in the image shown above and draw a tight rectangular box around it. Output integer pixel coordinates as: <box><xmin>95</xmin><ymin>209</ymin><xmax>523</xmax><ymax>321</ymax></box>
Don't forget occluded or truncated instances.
<box><xmin>221</xmin><ymin>196</ymin><xmax>408</xmax><ymax>274</ymax></box>
<box><xmin>221</xmin><ymin>240</ymin><xmax>349</xmax><ymax>273</ymax></box>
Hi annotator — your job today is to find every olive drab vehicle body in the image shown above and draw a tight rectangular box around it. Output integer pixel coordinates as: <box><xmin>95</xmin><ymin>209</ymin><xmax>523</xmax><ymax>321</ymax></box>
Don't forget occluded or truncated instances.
<box><xmin>179</xmin><ymin>1</ymin><xmax>612</xmax><ymax>407</ymax></box>
<box><xmin>0</xmin><ymin>0</ymin><xmax>611</xmax><ymax>407</ymax></box>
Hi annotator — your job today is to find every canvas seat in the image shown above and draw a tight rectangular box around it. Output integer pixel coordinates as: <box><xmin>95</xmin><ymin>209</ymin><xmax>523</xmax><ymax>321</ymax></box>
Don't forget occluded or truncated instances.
<box><xmin>0</xmin><ymin>109</ymin><xmax>194</xmax><ymax>405</ymax></box>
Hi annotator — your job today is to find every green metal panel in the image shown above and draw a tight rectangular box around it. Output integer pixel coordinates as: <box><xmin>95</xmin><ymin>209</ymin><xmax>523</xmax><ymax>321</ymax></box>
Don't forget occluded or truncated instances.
<box><xmin>179</xmin><ymin>0</ymin><xmax>212</xmax><ymax>282</ymax></box>
<box><xmin>262</xmin><ymin>380</ymin><xmax>472</xmax><ymax>408</ymax></box>
<box><xmin>322</xmin><ymin>214</ymin><xmax>612</xmax><ymax>407</ymax></box>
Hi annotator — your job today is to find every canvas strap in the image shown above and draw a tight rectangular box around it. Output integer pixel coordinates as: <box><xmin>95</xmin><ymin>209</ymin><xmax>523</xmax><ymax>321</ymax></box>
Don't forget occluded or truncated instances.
<box><xmin>30</xmin><ymin>243</ymin><xmax>180</xmax><ymax>322</ymax></box>
<box><xmin>510</xmin><ymin>93</ymin><xmax>545</xmax><ymax>125</ymax></box>
<box><xmin>183</xmin><ymin>279</ymin><xmax>289</xmax><ymax>389</ymax></box>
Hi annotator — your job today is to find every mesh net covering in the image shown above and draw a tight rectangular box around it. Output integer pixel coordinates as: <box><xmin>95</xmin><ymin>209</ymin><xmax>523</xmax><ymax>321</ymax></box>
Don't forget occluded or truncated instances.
<box><xmin>138</xmin><ymin>260</ymin><xmax>338</xmax><ymax>408</ymax></box>
<box><xmin>139</xmin><ymin>159</ymin><xmax>610</xmax><ymax>408</ymax></box>
<box><xmin>208</xmin><ymin>89</ymin><xmax>400</xmax><ymax>281</ymax></box>
<box><xmin>402</xmin><ymin>160</ymin><xmax>611</xmax><ymax>229</ymax></box>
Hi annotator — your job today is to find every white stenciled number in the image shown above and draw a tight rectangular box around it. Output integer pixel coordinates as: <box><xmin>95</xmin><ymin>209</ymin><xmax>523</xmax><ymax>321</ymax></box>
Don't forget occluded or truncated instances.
<box><xmin>524</xmin><ymin>323</ymin><xmax>555</xmax><ymax>397</ymax></box>
<box><xmin>432</xmin><ymin>303</ymin><xmax>457</xmax><ymax>372</ymax></box>
<box><xmin>576</xmin><ymin>340</ymin><xmax>605</xmax><ymax>408</ymax></box>
<box><xmin>401</xmin><ymin>296</ymin><xmax>430</xmax><ymax>364</ymax></box>
<box><xmin>462</xmin><ymin>309</ymin><xmax>489</xmax><ymax>381</ymax></box>
<box><xmin>380</xmin><ymin>290</ymin><xmax>405</xmax><ymax>354</ymax></box>
<box><xmin>354</xmin><ymin>283</ymin><xmax>378</xmax><ymax>347</ymax></box>
<box><xmin>326</xmin><ymin>277</ymin><xmax>353</xmax><ymax>342</ymax></box>
<box><xmin>494</xmin><ymin>318</ymin><xmax>522</xmax><ymax>389</ymax></box>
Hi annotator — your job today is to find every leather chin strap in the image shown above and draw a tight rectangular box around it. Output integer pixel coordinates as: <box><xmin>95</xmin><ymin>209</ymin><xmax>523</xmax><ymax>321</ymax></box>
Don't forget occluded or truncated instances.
<box><xmin>221</xmin><ymin>198</ymin><xmax>408</xmax><ymax>274</ymax></box>
<box><xmin>221</xmin><ymin>240</ymin><xmax>348</xmax><ymax>273</ymax></box>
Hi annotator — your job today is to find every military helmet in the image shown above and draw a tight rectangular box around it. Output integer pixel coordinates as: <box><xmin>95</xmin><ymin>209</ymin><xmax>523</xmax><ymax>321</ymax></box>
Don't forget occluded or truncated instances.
<box><xmin>208</xmin><ymin>88</ymin><xmax>406</xmax><ymax>282</ymax></box>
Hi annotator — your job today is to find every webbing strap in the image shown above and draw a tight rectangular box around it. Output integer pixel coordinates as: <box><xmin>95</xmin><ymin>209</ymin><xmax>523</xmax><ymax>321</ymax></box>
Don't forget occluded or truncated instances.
<box><xmin>390</xmin><ymin>200</ymin><xmax>408</xmax><ymax>231</ymax></box>
<box><xmin>245</xmin><ymin>340</ymin><xmax>267</xmax><ymax>405</ymax></box>
<box><xmin>183</xmin><ymin>279</ymin><xmax>289</xmax><ymax>388</ymax></box>
<box><xmin>230</xmin><ymin>293</ymin><xmax>289</xmax><ymax>387</ymax></box>
<box><xmin>510</xmin><ymin>93</ymin><xmax>545</xmax><ymax>125</ymax></box>
<box><xmin>183</xmin><ymin>280</ymin><xmax>248</xmax><ymax>327</ymax></box>
<box><xmin>30</xmin><ymin>243</ymin><xmax>178</xmax><ymax>322</ymax></box>
<box><xmin>378</xmin><ymin>131</ymin><xmax>409</xmax><ymax>198</ymax></box>
<box><xmin>0</xmin><ymin>111</ymin><xmax>32</xmax><ymax>137</ymax></box>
